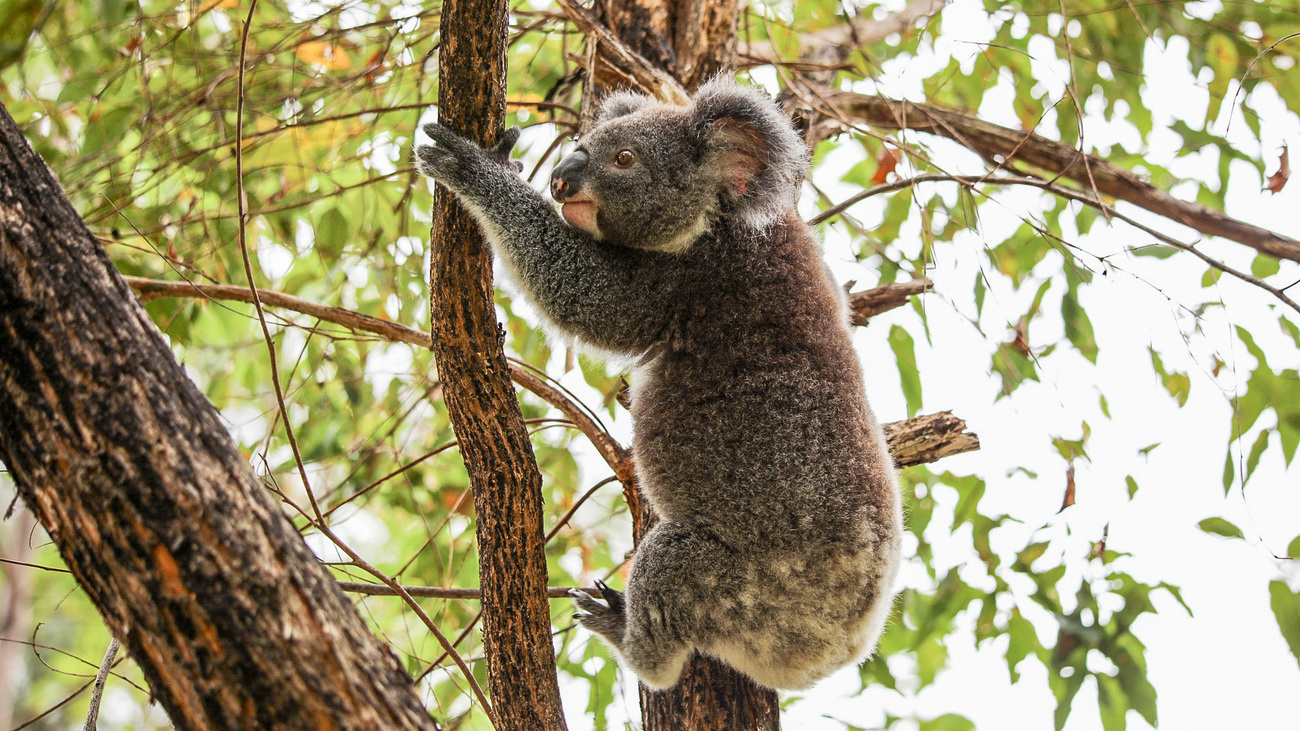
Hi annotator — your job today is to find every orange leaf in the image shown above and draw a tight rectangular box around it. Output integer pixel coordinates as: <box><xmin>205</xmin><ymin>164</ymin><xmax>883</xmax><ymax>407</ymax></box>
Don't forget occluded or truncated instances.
<box><xmin>296</xmin><ymin>41</ymin><xmax>352</xmax><ymax>70</ymax></box>
<box><xmin>871</xmin><ymin>147</ymin><xmax>899</xmax><ymax>185</ymax></box>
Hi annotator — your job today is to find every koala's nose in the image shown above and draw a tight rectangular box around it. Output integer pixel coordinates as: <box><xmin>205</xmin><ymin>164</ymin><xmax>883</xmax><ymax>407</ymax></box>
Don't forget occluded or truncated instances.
<box><xmin>550</xmin><ymin>150</ymin><xmax>589</xmax><ymax>201</ymax></box>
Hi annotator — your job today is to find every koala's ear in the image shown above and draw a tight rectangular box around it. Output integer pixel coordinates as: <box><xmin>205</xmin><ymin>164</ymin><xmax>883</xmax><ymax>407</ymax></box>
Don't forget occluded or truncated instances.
<box><xmin>596</xmin><ymin>90</ymin><xmax>654</xmax><ymax>124</ymax></box>
<box><xmin>691</xmin><ymin>78</ymin><xmax>807</xmax><ymax>228</ymax></box>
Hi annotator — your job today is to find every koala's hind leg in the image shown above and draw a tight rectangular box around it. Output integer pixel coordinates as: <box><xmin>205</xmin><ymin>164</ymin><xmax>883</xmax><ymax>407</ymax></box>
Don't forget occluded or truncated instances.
<box><xmin>575</xmin><ymin>520</ymin><xmax>731</xmax><ymax>690</ymax></box>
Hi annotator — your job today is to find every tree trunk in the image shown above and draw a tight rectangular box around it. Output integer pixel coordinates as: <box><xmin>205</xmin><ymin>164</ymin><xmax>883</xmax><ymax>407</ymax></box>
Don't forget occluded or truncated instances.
<box><xmin>428</xmin><ymin>0</ymin><xmax>569</xmax><ymax>728</ymax></box>
<box><xmin>581</xmin><ymin>0</ymin><xmax>782</xmax><ymax>728</ymax></box>
<box><xmin>0</xmin><ymin>103</ymin><xmax>437</xmax><ymax>731</ymax></box>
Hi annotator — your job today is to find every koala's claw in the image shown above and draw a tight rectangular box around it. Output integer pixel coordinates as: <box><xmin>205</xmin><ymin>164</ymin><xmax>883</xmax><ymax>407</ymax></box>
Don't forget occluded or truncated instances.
<box><xmin>491</xmin><ymin>126</ymin><xmax>521</xmax><ymax>158</ymax></box>
<box><xmin>594</xmin><ymin>579</ymin><xmax>626</xmax><ymax>613</ymax></box>
<box><xmin>570</xmin><ymin>585</ymin><xmax>626</xmax><ymax>641</ymax></box>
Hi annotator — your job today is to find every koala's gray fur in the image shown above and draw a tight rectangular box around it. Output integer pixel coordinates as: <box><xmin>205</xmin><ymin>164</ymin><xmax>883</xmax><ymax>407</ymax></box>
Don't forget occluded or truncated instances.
<box><xmin>415</xmin><ymin>78</ymin><xmax>902</xmax><ymax>691</ymax></box>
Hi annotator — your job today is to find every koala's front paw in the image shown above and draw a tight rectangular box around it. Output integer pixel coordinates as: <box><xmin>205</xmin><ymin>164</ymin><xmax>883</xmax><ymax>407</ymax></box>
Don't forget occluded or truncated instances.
<box><xmin>570</xmin><ymin>580</ymin><xmax>626</xmax><ymax>643</ymax></box>
<box><xmin>415</xmin><ymin>123</ymin><xmax>472</xmax><ymax>183</ymax></box>
<box><xmin>415</xmin><ymin>124</ymin><xmax>523</xmax><ymax>185</ymax></box>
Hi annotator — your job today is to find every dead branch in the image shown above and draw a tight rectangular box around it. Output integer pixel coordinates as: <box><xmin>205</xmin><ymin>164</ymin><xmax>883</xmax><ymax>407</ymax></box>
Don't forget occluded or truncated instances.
<box><xmin>848</xmin><ymin>279</ymin><xmax>934</xmax><ymax>325</ymax></box>
<box><xmin>742</xmin><ymin>0</ymin><xmax>946</xmax><ymax>69</ymax></box>
<box><xmin>883</xmin><ymin>410</ymin><xmax>980</xmax><ymax>468</ymax></box>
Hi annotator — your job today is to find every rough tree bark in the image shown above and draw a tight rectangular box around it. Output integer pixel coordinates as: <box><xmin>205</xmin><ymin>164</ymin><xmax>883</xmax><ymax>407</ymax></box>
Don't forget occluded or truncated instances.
<box><xmin>428</xmin><ymin>0</ymin><xmax>569</xmax><ymax>728</ymax></box>
<box><xmin>0</xmin><ymin>104</ymin><xmax>437</xmax><ymax>730</ymax></box>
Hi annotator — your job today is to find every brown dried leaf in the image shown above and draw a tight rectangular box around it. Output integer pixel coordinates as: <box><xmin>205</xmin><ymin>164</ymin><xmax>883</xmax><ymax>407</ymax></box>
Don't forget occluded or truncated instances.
<box><xmin>1059</xmin><ymin>462</ymin><xmax>1076</xmax><ymax>511</ymax></box>
<box><xmin>1266</xmin><ymin>143</ymin><xmax>1289</xmax><ymax>194</ymax></box>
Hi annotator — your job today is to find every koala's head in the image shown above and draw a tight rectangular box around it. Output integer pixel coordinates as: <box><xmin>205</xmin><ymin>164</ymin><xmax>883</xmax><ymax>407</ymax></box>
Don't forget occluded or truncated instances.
<box><xmin>549</xmin><ymin>78</ymin><xmax>807</xmax><ymax>253</ymax></box>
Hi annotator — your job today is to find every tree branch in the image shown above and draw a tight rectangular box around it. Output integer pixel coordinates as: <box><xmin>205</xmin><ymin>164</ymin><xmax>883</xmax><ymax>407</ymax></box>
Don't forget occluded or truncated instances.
<box><xmin>122</xmin><ymin>275</ymin><xmax>633</xmax><ymax>480</ymax></box>
<box><xmin>818</xmin><ymin>88</ymin><xmax>1300</xmax><ymax>263</ymax></box>
<box><xmin>338</xmin><ymin>582</ymin><xmax>582</xmax><ymax>599</ymax></box>
<box><xmin>741</xmin><ymin>0</ymin><xmax>946</xmax><ymax>69</ymax></box>
<box><xmin>122</xmin><ymin>276</ymin><xmax>977</xmax><ymax>461</ymax></box>
<box><xmin>848</xmin><ymin>279</ymin><xmax>933</xmax><ymax>325</ymax></box>
<box><xmin>883</xmin><ymin>410</ymin><xmax>980</xmax><ymax>468</ymax></box>
<box><xmin>123</xmin><ymin>275</ymin><xmax>952</xmax><ymax>468</ymax></box>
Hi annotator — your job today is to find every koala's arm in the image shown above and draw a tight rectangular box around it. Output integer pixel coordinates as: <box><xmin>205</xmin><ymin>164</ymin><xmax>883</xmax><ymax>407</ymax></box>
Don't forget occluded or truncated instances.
<box><xmin>416</xmin><ymin>124</ymin><xmax>673</xmax><ymax>354</ymax></box>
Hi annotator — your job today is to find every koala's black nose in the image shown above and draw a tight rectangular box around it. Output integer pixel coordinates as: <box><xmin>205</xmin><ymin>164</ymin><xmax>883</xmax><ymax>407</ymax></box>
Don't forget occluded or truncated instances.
<box><xmin>550</xmin><ymin>150</ymin><xmax>589</xmax><ymax>201</ymax></box>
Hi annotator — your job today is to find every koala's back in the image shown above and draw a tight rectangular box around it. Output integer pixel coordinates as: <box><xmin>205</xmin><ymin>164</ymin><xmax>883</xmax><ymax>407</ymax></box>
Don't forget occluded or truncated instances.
<box><xmin>628</xmin><ymin>214</ymin><xmax>901</xmax><ymax>689</ymax></box>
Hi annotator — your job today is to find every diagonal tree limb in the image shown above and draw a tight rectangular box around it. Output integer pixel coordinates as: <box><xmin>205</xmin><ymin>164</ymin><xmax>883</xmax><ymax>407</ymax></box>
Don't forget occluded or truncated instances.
<box><xmin>817</xmin><ymin>89</ymin><xmax>1300</xmax><ymax>263</ymax></box>
<box><xmin>119</xmin><ymin>276</ymin><xmax>977</xmax><ymax>467</ymax></box>
<box><xmin>0</xmin><ymin>99</ymin><xmax>439</xmax><ymax>731</ymax></box>
<box><xmin>554</xmin><ymin>0</ymin><xmax>690</xmax><ymax>102</ymax></box>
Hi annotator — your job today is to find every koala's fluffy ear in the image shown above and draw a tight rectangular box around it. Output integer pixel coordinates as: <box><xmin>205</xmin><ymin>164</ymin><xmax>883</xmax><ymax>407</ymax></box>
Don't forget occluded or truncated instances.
<box><xmin>596</xmin><ymin>90</ymin><xmax>654</xmax><ymax>124</ymax></box>
<box><xmin>691</xmin><ymin>78</ymin><xmax>808</xmax><ymax>229</ymax></box>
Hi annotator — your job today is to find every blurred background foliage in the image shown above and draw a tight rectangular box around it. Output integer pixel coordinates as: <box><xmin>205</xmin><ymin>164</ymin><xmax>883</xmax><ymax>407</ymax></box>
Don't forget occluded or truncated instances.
<box><xmin>0</xmin><ymin>0</ymin><xmax>1297</xmax><ymax>729</ymax></box>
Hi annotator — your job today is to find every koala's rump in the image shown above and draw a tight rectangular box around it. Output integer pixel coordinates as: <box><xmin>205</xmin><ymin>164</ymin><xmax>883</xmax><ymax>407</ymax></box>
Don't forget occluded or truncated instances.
<box><xmin>687</xmin><ymin>536</ymin><xmax>898</xmax><ymax>690</ymax></box>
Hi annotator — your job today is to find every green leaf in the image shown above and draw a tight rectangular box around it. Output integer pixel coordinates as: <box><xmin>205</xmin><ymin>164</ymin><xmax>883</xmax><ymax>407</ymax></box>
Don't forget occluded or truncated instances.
<box><xmin>1005</xmin><ymin>612</ymin><xmax>1041</xmax><ymax>683</ymax></box>
<box><xmin>1268</xmin><ymin>581</ymin><xmax>1300</xmax><ymax>670</ymax></box>
<box><xmin>890</xmin><ymin>325</ymin><xmax>922</xmax><ymax>418</ymax></box>
<box><xmin>1281</xmin><ymin>318</ymin><xmax>1300</xmax><ymax>350</ymax></box>
<box><xmin>1095</xmin><ymin>674</ymin><xmax>1128</xmax><ymax>731</ymax></box>
<box><xmin>919</xmin><ymin>714</ymin><xmax>976</xmax><ymax>731</ymax></box>
<box><xmin>1223</xmin><ymin>447</ymin><xmax>1235</xmax><ymax>495</ymax></box>
<box><xmin>992</xmin><ymin>340</ymin><xmax>1039</xmax><ymax>398</ymax></box>
<box><xmin>315</xmin><ymin>207</ymin><xmax>350</xmax><ymax>260</ymax></box>
<box><xmin>1197</xmin><ymin>517</ymin><xmax>1243</xmax><ymax>540</ymax></box>
<box><xmin>1251</xmin><ymin>255</ymin><xmax>1281</xmax><ymax>279</ymax></box>
<box><xmin>1149</xmin><ymin>348</ymin><xmax>1190</xmax><ymax>406</ymax></box>
<box><xmin>1053</xmin><ymin>670</ymin><xmax>1087</xmax><ymax>731</ymax></box>
<box><xmin>1125</xmin><ymin>475</ymin><xmax>1139</xmax><ymax>499</ymax></box>
<box><xmin>1062</xmin><ymin>288</ymin><xmax>1098</xmax><ymax>363</ymax></box>
<box><xmin>1244</xmin><ymin>429</ymin><xmax>1272</xmax><ymax>483</ymax></box>
<box><xmin>1116</xmin><ymin>649</ymin><xmax>1159</xmax><ymax>727</ymax></box>
<box><xmin>1131</xmin><ymin>244</ymin><xmax>1177</xmax><ymax>259</ymax></box>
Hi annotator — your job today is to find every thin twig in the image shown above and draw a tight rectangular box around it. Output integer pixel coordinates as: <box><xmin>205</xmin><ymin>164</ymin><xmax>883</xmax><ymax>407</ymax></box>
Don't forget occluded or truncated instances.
<box><xmin>234</xmin><ymin>0</ymin><xmax>323</xmax><ymax>520</ymax></box>
<box><xmin>338</xmin><ymin>582</ymin><xmax>591</xmax><ymax>599</ymax></box>
<box><xmin>320</xmin><ymin>522</ymin><xmax>499</xmax><ymax>727</ymax></box>
<box><xmin>82</xmin><ymin>638</ymin><xmax>119</xmax><ymax>731</ymax></box>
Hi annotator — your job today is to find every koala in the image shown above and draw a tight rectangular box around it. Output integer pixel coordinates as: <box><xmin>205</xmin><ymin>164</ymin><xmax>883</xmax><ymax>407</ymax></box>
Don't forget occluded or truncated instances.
<box><xmin>415</xmin><ymin>78</ymin><xmax>902</xmax><ymax>692</ymax></box>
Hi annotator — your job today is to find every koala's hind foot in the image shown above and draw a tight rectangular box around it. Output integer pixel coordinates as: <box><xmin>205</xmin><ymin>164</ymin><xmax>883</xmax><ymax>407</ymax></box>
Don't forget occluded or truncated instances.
<box><xmin>571</xmin><ymin>580</ymin><xmax>626</xmax><ymax>641</ymax></box>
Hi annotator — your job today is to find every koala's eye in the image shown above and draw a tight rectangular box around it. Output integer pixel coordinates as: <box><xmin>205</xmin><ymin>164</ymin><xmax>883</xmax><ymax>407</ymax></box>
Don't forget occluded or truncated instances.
<box><xmin>614</xmin><ymin>149</ymin><xmax>637</xmax><ymax>168</ymax></box>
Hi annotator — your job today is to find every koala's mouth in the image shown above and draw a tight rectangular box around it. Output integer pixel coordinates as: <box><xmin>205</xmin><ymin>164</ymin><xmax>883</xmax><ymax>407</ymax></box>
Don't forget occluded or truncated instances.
<box><xmin>559</xmin><ymin>197</ymin><xmax>601</xmax><ymax>237</ymax></box>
